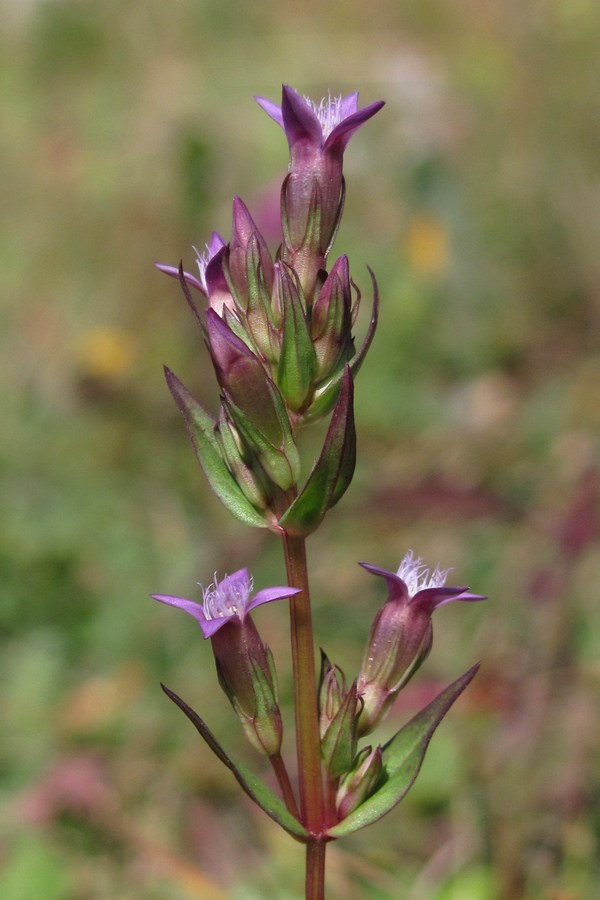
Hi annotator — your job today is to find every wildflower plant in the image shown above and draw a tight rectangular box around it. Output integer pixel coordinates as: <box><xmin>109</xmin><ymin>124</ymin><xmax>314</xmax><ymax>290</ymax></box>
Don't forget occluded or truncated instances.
<box><xmin>153</xmin><ymin>84</ymin><xmax>485</xmax><ymax>898</ymax></box>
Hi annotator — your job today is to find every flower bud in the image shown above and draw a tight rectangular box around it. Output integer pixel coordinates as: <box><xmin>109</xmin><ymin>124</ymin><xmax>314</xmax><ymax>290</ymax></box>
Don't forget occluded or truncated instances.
<box><xmin>318</xmin><ymin>651</ymin><xmax>345</xmax><ymax>740</ymax></box>
<box><xmin>336</xmin><ymin>745</ymin><xmax>383</xmax><ymax>820</ymax></box>
<box><xmin>318</xmin><ymin>653</ymin><xmax>361</xmax><ymax>778</ymax></box>
<box><xmin>226</xmin><ymin>198</ymin><xmax>277</xmax><ymax>360</ymax></box>
<box><xmin>311</xmin><ymin>255</ymin><xmax>354</xmax><ymax>381</ymax></box>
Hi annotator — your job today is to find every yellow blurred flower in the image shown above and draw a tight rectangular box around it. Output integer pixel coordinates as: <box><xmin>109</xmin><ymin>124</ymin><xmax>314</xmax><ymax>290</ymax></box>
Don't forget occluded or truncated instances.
<box><xmin>406</xmin><ymin>214</ymin><xmax>449</xmax><ymax>276</ymax></box>
<box><xmin>74</xmin><ymin>326</ymin><xmax>135</xmax><ymax>380</ymax></box>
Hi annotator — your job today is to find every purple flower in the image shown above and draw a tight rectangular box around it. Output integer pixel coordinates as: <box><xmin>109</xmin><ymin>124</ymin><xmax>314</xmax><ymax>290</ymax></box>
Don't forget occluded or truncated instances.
<box><xmin>153</xmin><ymin>569</ymin><xmax>301</xmax><ymax>756</ymax></box>
<box><xmin>357</xmin><ymin>551</ymin><xmax>485</xmax><ymax>735</ymax></box>
<box><xmin>255</xmin><ymin>86</ymin><xmax>384</xmax><ymax>156</ymax></box>
<box><xmin>360</xmin><ymin>550</ymin><xmax>485</xmax><ymax>613</ymax></box>
<box><xmin>152</xmin><ymin>567</ymin><xmax>299</xmax><ymax>639</ymax></box>
<box><xmin>255</xmin><ymin>86</ymin><xmax>384</xmax><ymax>300</ymax></box>
<box><xmin>155</xmin><ymin>231</ymin><xmax>235</xmax><ymax>316</ymax></box>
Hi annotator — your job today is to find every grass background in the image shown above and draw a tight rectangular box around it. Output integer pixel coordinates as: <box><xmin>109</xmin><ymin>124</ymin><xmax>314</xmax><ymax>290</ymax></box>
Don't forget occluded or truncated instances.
<box><xmin>2</xmin><ymin>0</ymin><xmax>600</xmax><ymax>897</ymax></box>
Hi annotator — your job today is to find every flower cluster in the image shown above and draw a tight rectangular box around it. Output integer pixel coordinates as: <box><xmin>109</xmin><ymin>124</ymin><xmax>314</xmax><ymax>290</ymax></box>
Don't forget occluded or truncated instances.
<box><xmin>153</xmin><ymin>85</ymin><xmax>484</xmax><ymax>863</ymax></box>
<box><xmin>157</xmin><ymin>86</ymin><xmax>383</xmax><ymax>534</ymax></box>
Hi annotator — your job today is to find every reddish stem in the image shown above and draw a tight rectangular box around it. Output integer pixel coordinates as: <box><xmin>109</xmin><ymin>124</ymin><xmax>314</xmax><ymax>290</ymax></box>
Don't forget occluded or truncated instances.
<box><xmin>281</xmin><ymin>532</ymin><xmax>327</xmax><ymax>897</ymax></box>
<box><xmin>270</xmin><ymin>752</ymin><xmax>301</xmax><ymax>822</ymax></box>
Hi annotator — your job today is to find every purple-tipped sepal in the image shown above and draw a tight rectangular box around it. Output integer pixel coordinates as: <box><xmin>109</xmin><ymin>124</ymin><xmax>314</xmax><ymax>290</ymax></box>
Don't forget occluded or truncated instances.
<box><xmin>153</xmin><ymin>569</ymin><xmax>301</xmax><ymax>756</ymax></box>
<box><xmin>357</xmin><ymin>551</ymin><xmax>486</xmax><ymax>736</ymax></box>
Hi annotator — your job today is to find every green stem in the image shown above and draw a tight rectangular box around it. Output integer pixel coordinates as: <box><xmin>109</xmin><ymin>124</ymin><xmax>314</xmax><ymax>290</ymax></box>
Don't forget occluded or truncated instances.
<box><xmin>281</xmin><ymin>533</ymin><xmax>324</xmax><ymax>834</ymax></box>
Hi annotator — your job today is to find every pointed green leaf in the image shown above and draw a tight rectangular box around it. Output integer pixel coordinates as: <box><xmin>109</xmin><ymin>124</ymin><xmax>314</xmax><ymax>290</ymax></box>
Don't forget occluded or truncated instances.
<box><xmin>278</xmin><ymin>367</ymin><xmax>355</xmax><ymax>536</ymax></box>
<box><xmin>161</xmin><ymin>683</ymin><xmax>308</xmax><ymax>841</ymax></box>
<box><xmin>327</xmin><ymin>663</ymin><xmax>480</xmax><ymax>837</ymax></box>
<box><xmin>165</xmin><ymin>368</ymin><xmax>267</xmax><ymax>528</ymax></box>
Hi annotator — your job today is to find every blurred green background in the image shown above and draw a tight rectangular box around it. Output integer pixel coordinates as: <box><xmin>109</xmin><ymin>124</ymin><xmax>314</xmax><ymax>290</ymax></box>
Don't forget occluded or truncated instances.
<box><xmin>2</xmin><ymin>0</ymin><xmax>600</xmax><ymax>897</ymax></box>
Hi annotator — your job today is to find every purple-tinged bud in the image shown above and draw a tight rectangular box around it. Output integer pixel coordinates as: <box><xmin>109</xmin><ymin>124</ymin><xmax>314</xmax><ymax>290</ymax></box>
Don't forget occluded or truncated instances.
<box><xmin>255</xmin><ymin>85</ymin><xmax>384</xmax><ymax>300</ymax></box>
<box><xmin>153</xmin><ymin>569</ymin><xmax>301</xmax><ymax>757</ymax></box>
<box><xmin>228</xmin><ymin>198</ymin><xmax>275</xmax><ymax>298</ymax></box>
<box><xmin>336</xmin><ymin>745</ymin><xmax>383</xmax><ymax>820</ymax></box>
<box><xmin>225</xmin><ymin>198</ymin><xmax>277</xmax><ymax>361</ymax></box>
<box><xmin>357</xmin><ymin>551</ymin><xmax>486</xmax><ymax>736</ymax></box>
<box><xmin>311</xmin><ymin>255</ymin><xmax>354</xmax><ymax>381</ymax></box>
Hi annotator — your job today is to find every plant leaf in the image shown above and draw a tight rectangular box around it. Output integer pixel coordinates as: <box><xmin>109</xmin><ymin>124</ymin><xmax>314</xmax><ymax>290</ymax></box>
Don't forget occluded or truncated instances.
<box><xmin>278</xmin><ymin>366</ymin><xmax>355</xmax><ymax>536</ymax></box>
<box><xmin>165</xmin><ymin>367</ymin><xmax>267</xmax><ymax>528</ymax></box>
<box><xmin>327</xmin><ymin>663</ymin><xmax>480</xmax><ymax>837</ymax></box>
<box><xmin>161</xmin><ymin>683</ymin><xmax>308</xmax><ymax>841</ymax></box>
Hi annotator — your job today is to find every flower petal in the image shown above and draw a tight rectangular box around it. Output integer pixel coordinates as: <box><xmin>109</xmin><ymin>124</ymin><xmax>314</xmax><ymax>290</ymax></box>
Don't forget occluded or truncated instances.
<box><xmin>339</xmin><ymin>92</ymin><xmax>360</xmax><ymax>119</ymax></box>
<box><xmin>325</xmin><ymin>100</ymin><xmax>385</xmax><ymax>152</ymax></box>
<box><xmin>246</xmin><ymin>585</ymin><xmax>302</xmax><ymax>616</ymax></box>
<box><xmin>152</xmin><ymin>593</ymin><xmax>217</xmax><ymax>638</ymax></box>
<box><xmin>221</xmin><ymin>567</ymin><xmax>251</xmax><ymax>590</ymax></box>
<box><xmin>412</xmin><ymin>586</ymin><xmax>487</xmax><ymax>614</ymax></box>
<box><xmin>254</xmin><ymin>94</ymin><xmax>285</xmax><ymax>129</ymax></box>
<box><xmin>359</xmin><ymin>562</ymin><xmax>410</xmax><ymax>603</ymax></box>
<box><xmin>281</xmin><ymin>84</ymin><xmax>323</xmax><ymax>146</ymax></box>
<box><xmin>155</xmin><ymin>262</ymin><xmax>206</xmax><ymax>294</ymax></box>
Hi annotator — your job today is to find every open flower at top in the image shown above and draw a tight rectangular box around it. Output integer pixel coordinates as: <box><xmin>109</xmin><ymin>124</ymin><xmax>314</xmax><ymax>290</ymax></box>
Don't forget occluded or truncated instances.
<box><xmin>152</xmin><ymin>567</ymin><xmax>299</xmax><ymax>639</ymax></box>
<box><xmin>255</xmin><ymin>86</ymin><xmax>384</xmax><ymax>155</ymax></box>
<box><xmin>357</xmin><ymin>551</ymin><xmax>485</xmax><ymax>735</ymax></box>
<box><xmin>255</xmin><ymin>85</ymin><xmax>384</xmax><ymax>300</ymax></box>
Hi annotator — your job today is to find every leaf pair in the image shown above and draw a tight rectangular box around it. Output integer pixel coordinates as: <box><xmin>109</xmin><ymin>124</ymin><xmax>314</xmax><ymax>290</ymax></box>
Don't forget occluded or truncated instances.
<box><xmin>165</xmin><ymin>364</ymin><xmax>357</xmax><ymax>536</ymax></box>
<box><xmin>161</xmin><ymin>663</ymin><xmax>478</xmax><ymax>839</ymax></box>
